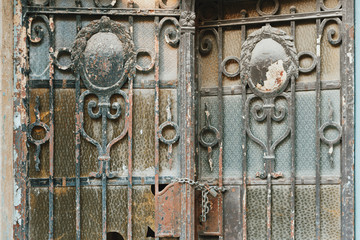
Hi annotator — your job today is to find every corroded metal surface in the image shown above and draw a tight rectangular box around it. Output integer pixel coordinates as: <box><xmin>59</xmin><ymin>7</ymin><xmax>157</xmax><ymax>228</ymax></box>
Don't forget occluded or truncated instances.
<box><xmin>12</xmin><ymin>0</ymin><xmax>355</xmax><ymax>239</ymax></box>
<box><xmin>14</xmin><ymin>0</ymin><xmax>191</xmax><ymax>239</ymax></box>
<box><xmin>195</xmin><ymin>0</ymin><xmax>354</xmax><ymax>239</ymax></box>
<box><xmin>156</xmin><ymin>182</ymin><xmax>181</xmax><ymax>237</ymax></box>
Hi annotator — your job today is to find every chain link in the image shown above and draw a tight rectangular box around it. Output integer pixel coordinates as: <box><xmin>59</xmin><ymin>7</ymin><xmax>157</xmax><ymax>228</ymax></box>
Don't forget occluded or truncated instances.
<box><xmin>172</xmin><ymin>178</ymin><xmax>227</xmax><ymax>222</ymax></box>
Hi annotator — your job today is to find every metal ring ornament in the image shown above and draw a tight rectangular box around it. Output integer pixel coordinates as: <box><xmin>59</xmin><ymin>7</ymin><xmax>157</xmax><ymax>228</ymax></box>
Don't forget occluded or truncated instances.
<box><xmin>158</xmin><ymin>121</ymin><xmax>180</xmax><ymax>145</ymax></box>
<box><xmin>159</xmin><ymin>0</ymin><xmax>180</xmax><ymax>9</ymax></box>
<box><xmin>135</xmin><ymin>49</ymin><xmax>155</xmax><ymax>72</ymax></box>
<box><xmin>320</xmin><ymin>0</ymin><xmax>342</xmax><ymax>11</ymax></box>
<box><xmin>221</xmin><ymin>56</ymin><xmax>241</xmax><ymax>78</ymax></box>
<box><xmin>94</xmin><ymin>0</ymin><xmax>117</xmax><ymax>7</ymax></box>
<box><xmin>256</xmin><ymin>0</ymin><xmax>279</xmax><ymax>16</ymax></box>
<box><xmin>199</xmin><ymin>125</ymin><xmax>220</xmax><ymax>148</ymax></box>
<box><xmin>319</xmin><ymin>122</ymin><xmax>342</xmax><ymax>145</ymax></box>
<box><xmin>27</xmin><ymin>97</ymin><xmax>50</xmax><ymax>172</ymax></box>
<box><xmin>27</xmin><ymin>122</ymin><xmax>51</xmax><ymax>145</ymax></box>
<box><xmin>54</xmin><ymin>47</ymin><xmax>72</xmax><ymax>71</ymax></box>
<box><xmin>298</xmin><ymin>51</ymin><xmax>317</xmax><ymax>73</ymax></box>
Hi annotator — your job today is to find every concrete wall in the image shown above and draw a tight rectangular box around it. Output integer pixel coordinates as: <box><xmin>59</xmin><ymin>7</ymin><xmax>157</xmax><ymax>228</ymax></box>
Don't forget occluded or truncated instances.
<box><xmin>0</xmin><ymin>0</ymin><xmax>14</xmax><ymax>239</ymax></box>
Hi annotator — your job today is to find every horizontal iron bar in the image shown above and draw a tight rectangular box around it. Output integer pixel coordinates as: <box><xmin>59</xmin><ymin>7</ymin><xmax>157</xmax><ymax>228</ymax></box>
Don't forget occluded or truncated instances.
<box><xmin>27</xmin><ymin>7</ymin><xmax>181</xmax><ymax>17</ymax></box>
<box><xmin>30</xmin><ymin>175</ymin><xmax>340</xmax><ymax>186</ymax></box>
<box><xmin>200</xmin><ymin>80</ymin><xmax>341</xmax><ymax>96</ymax></box>
<box><xmin>30</xmin><ymin>176</ymin><xmax>175</xmax><ymax>187</ymax></box>
<box><xmin>199</xmin><ymin>10</ymin><xmax>342</xmax><ymax>28</ymax></box>
<box><xmin>29</xmin><ymin>79</ymin><xmax>177</xmax><ymax>89</ymax></box>
<box><xmin>200</xmin><ymin>176</ymin><xmax>341</xmax><ymax>185</ymax></box>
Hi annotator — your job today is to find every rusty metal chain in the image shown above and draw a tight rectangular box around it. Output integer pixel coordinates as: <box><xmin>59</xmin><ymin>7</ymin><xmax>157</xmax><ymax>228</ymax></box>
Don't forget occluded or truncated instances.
<box><xmin>173</xmin><ymin>178</ymin><xmax>227</xmax><ymax>222</ymax></box>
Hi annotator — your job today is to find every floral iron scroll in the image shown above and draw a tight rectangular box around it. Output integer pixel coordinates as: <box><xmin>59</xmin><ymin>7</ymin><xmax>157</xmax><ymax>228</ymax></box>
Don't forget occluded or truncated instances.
<box><xmin>72</xmin><ymin>16</ymin><xmax>135</xmax><ymax>178</ymax></box>
<box><xmin>240</xmin><ymin>25</ymin><xmax>299</xmax><ymax>179</ymax></box>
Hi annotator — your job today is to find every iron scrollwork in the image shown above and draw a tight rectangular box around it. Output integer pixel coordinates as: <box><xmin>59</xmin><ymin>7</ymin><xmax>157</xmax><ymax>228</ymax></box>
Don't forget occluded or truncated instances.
<box><xmin>26</xmin><ymin>15</ymin><xmax>52</xmax><ymax>171</ymax></box>
<box><xmin>27</xmin><ymin>97</ymin><xmax>50</xmax><ymax>171</ymax></box>
<box><xmin>160</xmin><ymin>17</ymin><xmax>181</xmax><ymax>48</ymax></box>
<box><xmin>159</xmin><ymin>0</ymin><xmax>180</xmax><ymax>10</ymax></box>
<box><xmin>72</xmin><ymin>16</ymin><xmax>135</xmax><ymax>178</ymax></box>
<box><xmin>241</xmin><ymin>25</ymin><xmax>299</xmax><ymax>179</ymax></box>
<box><xmin>319</xmin><ymin>101</ymin><xmax>342</xmax><ymax>168</ymax></box>
<box><xmin>27</xmin><ymin>15</ymin><xmax>51</xmax><ymax>44</ymax></box>
<box><xmin>158</xmin><ymin>97</ymin><xmax>180</xmax><ymax>169</ymax></box>
<box><xmin>198</xmin><ymin>103</ymin><xmax>220</xmax><ymax>172</ymax></box>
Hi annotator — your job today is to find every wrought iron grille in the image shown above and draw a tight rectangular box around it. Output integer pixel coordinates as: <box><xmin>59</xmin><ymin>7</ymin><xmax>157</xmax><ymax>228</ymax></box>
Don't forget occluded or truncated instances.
<box><xmin>14</xmin><ymin>0</ymin><xmax>197</xmax><ymax>239</ymax></box>
<box><xmin>12</xmin><ymin>0</ymin><xmax>354</xmax><ymax>240</ymax></box>
<box><xmin>195</xmin><ymin>0</ymin><xmax>354</xmax><ymax>239</ymax></box>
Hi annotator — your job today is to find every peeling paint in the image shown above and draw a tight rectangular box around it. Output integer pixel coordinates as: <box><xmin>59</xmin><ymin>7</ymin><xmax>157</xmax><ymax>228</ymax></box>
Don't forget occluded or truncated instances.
<box><xmin>347</xmin><ymin>52</ymin><xmax>353</xmax><ymax>64</ymax></box>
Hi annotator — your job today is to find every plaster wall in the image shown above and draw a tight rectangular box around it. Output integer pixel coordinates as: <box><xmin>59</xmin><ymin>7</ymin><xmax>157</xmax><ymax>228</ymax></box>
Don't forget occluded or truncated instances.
<box><xmin>0</xmin><ymin>0</ymin><xmax>14</xmax><ymax>239</ymax></box>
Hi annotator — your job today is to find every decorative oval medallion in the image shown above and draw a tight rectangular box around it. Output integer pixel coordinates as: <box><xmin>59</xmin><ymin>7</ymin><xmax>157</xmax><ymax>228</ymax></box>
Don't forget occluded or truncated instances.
<box><xmin>82</xmin><ymin>32</ymin><xmax>124</xmax><ymax>88</ymax></box>
<box><xmin>250</xmin><ymin>38</ymin><xmax>288</xmax><ymax>92</ymax></box>
<box><xmin>240</xmin><ymin>25</ymin><xmax>298</xmax><ymax>98</ymax></box>
<box><xmin>72</xmin><ymin>16</ymin><xmax>135</xmax><ymax>93</ymax></box>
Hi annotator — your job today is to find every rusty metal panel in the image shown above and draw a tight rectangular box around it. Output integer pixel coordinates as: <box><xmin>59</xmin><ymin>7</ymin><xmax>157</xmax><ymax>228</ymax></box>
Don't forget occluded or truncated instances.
<box><xmin>156</xmin><ymin>182</ymin><xmax>181</xmax><ymax>237</ymax></box>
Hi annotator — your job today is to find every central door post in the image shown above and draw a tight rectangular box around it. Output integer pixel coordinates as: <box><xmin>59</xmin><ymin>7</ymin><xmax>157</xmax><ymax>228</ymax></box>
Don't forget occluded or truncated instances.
<box><xmin>179</xmin><ymin>1</ymin><xmax>196</xmax><ymax>239</ymax></box>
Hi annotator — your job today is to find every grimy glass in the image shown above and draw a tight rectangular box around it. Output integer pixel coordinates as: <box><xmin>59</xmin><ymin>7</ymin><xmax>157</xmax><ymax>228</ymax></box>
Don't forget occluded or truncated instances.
<box><xmin>13</xmin><ymin>0</ymin><xmax>354</xmax><ymax>239</ymax></box>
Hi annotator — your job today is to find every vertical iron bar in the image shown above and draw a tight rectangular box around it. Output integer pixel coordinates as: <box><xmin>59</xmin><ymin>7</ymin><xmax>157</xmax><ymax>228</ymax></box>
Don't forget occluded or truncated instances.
<box><xmin>340</xmin><ymin>1</ymin><xmax>355</xmax><ymax>239</ymax></box>
<box><xmin>265</xmin><ymin>100</ymin><xmax>273</xmax><ymax>240</ymax></box>
<box><xmin>127</xmin><ymin>15</ymin><xmax>134</xmax><ymax>240</ymax></box>
<box><xmin>217</xmin><ymin>1</ymin><xmax>224</xmax><ymax>237</ymax></box>
<box><xmin>266</xmin><ymin>172</ymin><xmax>272</xmax><ymax>240</ymax></box>
<box><xmin>240</xmin><ymin>9</ymin><xmax>247</xmax><ymax>240</ymax></box>
<box><xmin>315</xmin><ymin>1</ymin><xmax>322</xmax><ymax>238</ymax></box>
<box><xmin>154</xmin><ymin>16</ymin><xmax>160</xmax><ymax>239</ymax></box>
<box><xmin>102</xmin><ymin>171</ymin><xmax>107</xmax><ymax>240</ymax></box>
<box><xmin>25</xmin><ymin>14</ymin><xmax>31</xmax><ymax>240</ymax></box>
<box><xmin>48</xmin><ymin>13</ymin><xmax>55</xmax><ymax>240</ymax></box>
<box><xmin>75</xmin><ymin>8</ymin><xmax>82</xmax><ymax>239</ymax></box>
<box><xmin>101</xmin><ymin>108</ymin><xmax>108</xmax><ymax>240</ymax></box>
<box><xmin>290</xmin><ymin>7</ymin><xmax>297</xmax><ymax>240</ymax></box>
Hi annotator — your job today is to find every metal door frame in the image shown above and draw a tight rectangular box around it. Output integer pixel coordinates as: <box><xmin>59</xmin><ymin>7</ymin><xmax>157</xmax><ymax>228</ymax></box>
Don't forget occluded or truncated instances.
<box><xmin>12</xmin><ymin>0</ymin><xmax>354</xmax><ymax>239</ymax></box>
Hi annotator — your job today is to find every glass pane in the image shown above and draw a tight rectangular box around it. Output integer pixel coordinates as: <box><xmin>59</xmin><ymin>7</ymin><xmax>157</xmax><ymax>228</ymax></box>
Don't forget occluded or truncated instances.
<box><xmin>29</xmin><ymin>188</ymin><xmax>49</xmax><ymax>239</ymax></box>
<box><xmin>54</xmin><ymin>187</ymin><xmax>76</xmax><ymax>239</ymax></box>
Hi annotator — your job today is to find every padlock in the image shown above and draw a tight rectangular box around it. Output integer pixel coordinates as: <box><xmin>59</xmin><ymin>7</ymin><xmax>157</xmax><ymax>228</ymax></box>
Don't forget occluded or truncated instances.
<box><xmin>209</xmin><ymin>188</ymin><xmax>218</xmax><ymax>198</ymax></box>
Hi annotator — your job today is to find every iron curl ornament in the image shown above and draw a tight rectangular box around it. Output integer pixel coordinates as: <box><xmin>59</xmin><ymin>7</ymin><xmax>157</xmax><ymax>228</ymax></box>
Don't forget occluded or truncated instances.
<box><xmin>240</xmin><ymin>25</ymin><xmax>299</xmax><ymax>179</ymax></box>
<box><xmin>71</xmin><ymin>16</ymin><xmax>135</xmax><ymax>178</ymax></box>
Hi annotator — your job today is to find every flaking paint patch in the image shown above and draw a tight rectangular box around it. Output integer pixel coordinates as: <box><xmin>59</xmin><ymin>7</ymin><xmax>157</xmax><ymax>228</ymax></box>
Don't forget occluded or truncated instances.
<box><xmin>14</xmin><ymin>111</ymin><xmax>21</xmax><ymax>129</ymax></box>
<box><xmin>347</xmin><ymin>52</ymin><xmax>353</xmax><ymax>64</ymax></box>
<box><xmin>13</xmin><ymin>183</ymin><xmax>22</xmax><ymax>225</ymax></box>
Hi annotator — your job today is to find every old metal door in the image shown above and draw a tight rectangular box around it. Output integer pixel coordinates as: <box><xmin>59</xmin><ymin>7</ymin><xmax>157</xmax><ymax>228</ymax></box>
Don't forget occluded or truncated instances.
<box><xmin>194</xmin><ymin>0</ymin><xmax>354</xmax><ymax>239</ymax></box>
<box><xmin>14</xmin><ymin>0</ymin><xmax>197</xmax><ymax>239</ymax></box>
<box><xmin>13</xmin><ymin>0</ymin><xmax>354</xmax><ymax>240</ymax></box>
